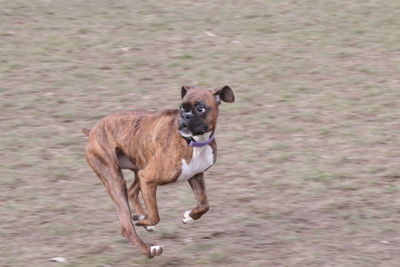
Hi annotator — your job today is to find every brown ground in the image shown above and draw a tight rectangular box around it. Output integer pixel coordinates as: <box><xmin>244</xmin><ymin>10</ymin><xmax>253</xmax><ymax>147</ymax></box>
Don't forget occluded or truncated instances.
<box><xmin>1</xmin><ymin>0</ymin><xmax>399</xmax><ymax>266</ymax></box>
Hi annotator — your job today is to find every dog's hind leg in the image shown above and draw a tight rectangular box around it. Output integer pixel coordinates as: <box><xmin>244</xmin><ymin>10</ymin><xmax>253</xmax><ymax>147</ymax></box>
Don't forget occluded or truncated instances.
<box><xmin>128</xmin><ymin>171</ymin><xmax>155</xmax><ymax>232</ymax></box>
<box><xmin>85</xmin><ymin>146</ymin><xmax>162</xmax><ymax>258</ymax></box>
<box><xmin>133</xmin><ymin>169</ymin><xmax>160</xmax><ymax>229</ymax></box>
<box><xmin>128</xmin><ymin>171</ymin><xmax>147</xmax><ymax>217</ymax></box>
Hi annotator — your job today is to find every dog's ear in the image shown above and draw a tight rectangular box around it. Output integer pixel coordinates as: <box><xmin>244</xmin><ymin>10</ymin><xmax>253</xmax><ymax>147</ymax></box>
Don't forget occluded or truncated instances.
<box><xmin>181</xmin><ymin>85</ymin><xmax>193</xmax><ymax>99</ymax></box>
<box><xmin>212</xmin><ymin>85</ymin><xmax>235</xmax><ymax>103</ymax></box>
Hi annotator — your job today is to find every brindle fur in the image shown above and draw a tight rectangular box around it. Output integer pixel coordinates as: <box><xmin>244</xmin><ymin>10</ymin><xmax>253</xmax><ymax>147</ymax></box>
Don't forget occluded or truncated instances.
<box><xmin>83</xmin><ymin>86</ymin><xmax>234</xmax><ymax>258</ymax></box>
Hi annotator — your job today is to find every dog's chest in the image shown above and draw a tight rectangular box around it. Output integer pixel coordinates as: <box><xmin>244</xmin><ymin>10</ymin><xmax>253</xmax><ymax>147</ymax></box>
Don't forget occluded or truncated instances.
<box><xmin>177</xmin><ymin>145</ymin><xmax>214</xmax><ymax>182</ymax></box>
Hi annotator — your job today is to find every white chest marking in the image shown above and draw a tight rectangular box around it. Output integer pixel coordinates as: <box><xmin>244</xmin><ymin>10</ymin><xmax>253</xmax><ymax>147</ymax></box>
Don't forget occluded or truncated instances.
<box><xmin>177</xmin><ymin>145</ymin><xmax>214</xmax><ymax>182</ymax></box>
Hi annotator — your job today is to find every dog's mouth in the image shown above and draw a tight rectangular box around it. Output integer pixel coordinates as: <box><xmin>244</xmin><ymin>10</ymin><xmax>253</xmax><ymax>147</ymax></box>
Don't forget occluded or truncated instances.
<box><xmin>179</xmin><ymin>128</ymin><xmax>193</xmax><ymax>137</ymax></box>
<box><xmin>179</xmin><ymin>126</ymin><xmax>208</xmax><ymax>137</ymax></box>
<box><xmin>178</xmin><ymin>118</ymin><xmax>208</xmax><ymax>136</ymax></box>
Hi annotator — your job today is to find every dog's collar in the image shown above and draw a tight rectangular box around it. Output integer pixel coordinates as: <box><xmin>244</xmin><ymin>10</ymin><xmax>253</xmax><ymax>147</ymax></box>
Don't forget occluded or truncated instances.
<box><xmin>180</xmin><ymin>134</ymin><xmax>215</xmax><ymax>147</ymax></box>
<box><xmin>189</xmin><ymin>135</ymin><xmax>215</xmax><ymax>147</ymax></box>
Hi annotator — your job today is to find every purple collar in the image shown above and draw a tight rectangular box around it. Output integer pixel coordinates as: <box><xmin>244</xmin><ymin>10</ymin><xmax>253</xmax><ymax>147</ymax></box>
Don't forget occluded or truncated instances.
<box><xmin>187</xmin><ymin>135</ymin><xmax>215</xmax><ymax>147</ymax></box>
<box><xmin>179</xmin><ymin>131</ymin><xmax>215</xmax><ymax>147</ymax></box>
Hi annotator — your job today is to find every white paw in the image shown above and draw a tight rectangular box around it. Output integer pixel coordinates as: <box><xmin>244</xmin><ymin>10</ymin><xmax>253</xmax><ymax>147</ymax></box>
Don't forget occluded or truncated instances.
<box><xmin>144</xmin><ymin>225</ymin><xmax>156</xmax><ymax>232</ymax></box>
<box><xmin>149</xmin><ymin>245</ymin><xmax>163</xmax><ymax>257</ymax></box>
<box><xmin>182</xmin><ymin>210</ymin><xmax>194</xmax><ymax>224</ymax></box>
<box><xmin>132</xmin><ymin>214</ymin><xmax>145</xmax><ymax>223</ymax></box>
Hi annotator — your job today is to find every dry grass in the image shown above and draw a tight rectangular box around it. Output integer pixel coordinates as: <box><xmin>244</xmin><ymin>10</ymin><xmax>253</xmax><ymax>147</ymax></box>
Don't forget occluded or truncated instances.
<box><xmin>1</xmin><ymin>0</ymin><xmax>399</xmax><ymax>266</ymax></box>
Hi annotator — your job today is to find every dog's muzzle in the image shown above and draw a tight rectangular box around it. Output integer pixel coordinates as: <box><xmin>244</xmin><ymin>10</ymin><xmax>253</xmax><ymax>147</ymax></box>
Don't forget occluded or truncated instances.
<box><xmin>179</xmin><ymin>112</ymin><xmax>208</xmax><ymax>136</ymax></box>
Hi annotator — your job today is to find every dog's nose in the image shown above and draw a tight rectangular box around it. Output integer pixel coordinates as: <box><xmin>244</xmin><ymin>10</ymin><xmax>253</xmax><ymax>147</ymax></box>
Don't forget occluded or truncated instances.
<box><xmin>183</xmin><ymin>113</ymin><xmax>193</xmax><ymax>120</ymax></box>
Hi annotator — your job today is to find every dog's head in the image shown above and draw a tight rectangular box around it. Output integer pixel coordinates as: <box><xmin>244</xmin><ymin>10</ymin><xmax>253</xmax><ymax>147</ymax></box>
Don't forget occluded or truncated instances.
<box><xmin>178</xmin><ymin>85</ymin><xmax>235</xmax><ymax>137</ymax></box>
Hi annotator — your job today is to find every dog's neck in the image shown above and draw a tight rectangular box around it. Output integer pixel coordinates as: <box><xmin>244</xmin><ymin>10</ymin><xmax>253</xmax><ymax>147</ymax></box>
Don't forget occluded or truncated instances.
<box><xmin>179</xmin><ymin>131</ymin><xmax>214</xmax><ymax>147</ymax></box>
<box><xmin>190</xmin><ymin>132</ymin><xmax>214</xmax><ymax>147</ymax></box>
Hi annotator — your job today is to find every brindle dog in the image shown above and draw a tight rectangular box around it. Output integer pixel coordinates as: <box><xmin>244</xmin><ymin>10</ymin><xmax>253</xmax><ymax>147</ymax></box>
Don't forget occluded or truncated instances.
<box><xmin>83</xmin><ymin>85</ymin><xmax>235</xmax><ymax>258</ymax></box>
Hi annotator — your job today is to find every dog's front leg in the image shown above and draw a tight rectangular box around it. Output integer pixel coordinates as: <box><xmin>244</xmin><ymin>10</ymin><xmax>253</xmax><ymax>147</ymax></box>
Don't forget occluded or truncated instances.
<box><xmin>183</xmin><ymin>173</ymin><xmax>209</xmax><ymax>224</ymax></box>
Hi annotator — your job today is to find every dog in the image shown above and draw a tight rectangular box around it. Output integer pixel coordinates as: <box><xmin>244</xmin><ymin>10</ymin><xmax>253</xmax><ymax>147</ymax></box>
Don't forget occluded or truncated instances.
<box><xmin>83</xmin><ymin>85</ymin><xmax>235</xmax><ymax>258</ymax></box>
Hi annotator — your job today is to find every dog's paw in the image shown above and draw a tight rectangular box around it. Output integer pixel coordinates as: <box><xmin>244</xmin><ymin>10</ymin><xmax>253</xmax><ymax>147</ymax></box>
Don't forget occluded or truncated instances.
<box><xmin>132</xmin><ymin>214</ymin><xmax>145</xmax><ymax>223</ymax></box>
<box><xmin>133</xmin><ymin>214</ymin><xmax>156</xmax><ymax>232</ymax></box>
<box><xmin>182</xmin><ymin>210</ymin><xmax>194</xmax><ymax>224</ymax></box>
<box><xmin>149</xmin><ymin>245</ymin><xmax>163</xmax><ymax>258</ymax></box>
<box><xmin>144</xmin><ymin>225</ymin><xmax>156</xmax><ymax>232</ymax></box>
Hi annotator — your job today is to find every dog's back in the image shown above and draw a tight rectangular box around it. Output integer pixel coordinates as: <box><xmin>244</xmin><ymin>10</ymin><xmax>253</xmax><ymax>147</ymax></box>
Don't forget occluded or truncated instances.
<box><xmin>84</xmin><ymin>109</ymin><xmax>190</xmax><ymax>170</ymax></box>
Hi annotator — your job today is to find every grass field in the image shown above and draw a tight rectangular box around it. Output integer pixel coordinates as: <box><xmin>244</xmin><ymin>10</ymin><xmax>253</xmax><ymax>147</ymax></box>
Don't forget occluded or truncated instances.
<box><xmin>1</xmin><ymin>0</ymin><xmax>399</xmax><ymax>266</ymax></box>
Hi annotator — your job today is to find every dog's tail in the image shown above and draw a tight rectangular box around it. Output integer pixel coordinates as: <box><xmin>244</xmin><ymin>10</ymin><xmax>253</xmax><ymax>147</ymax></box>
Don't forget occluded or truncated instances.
<box><xmin>82</xmin><ymin>128</ymin><xmax>91</xmax><ymax>136</ymax></box>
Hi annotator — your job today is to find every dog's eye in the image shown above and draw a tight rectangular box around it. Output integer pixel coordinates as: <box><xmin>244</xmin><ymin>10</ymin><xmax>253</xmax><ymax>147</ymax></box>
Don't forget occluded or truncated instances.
<box><xmin>197</xmin><ymin>107</ymin><xmax>206</xmax><ymax>113</ymax></box>
<box><xmin>179</xmin><ymin>105</ymin><xmax>184</xmax><ymax>112</ymax></box>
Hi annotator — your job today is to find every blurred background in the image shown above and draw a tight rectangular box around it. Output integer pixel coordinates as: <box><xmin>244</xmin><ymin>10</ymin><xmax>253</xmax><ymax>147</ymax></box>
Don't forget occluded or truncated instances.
<box><xmin>1</xmin><ymin>0</ymin><xmax>399</xmax><ymax>266</ymax></box>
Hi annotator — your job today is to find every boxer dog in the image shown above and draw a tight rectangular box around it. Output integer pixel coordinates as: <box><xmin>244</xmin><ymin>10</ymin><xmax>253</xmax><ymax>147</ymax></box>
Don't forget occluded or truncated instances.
<box><xmin>83</xmin><ymin>85</ymin><xmax>235</xmax><ymax>258</ymax></box>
